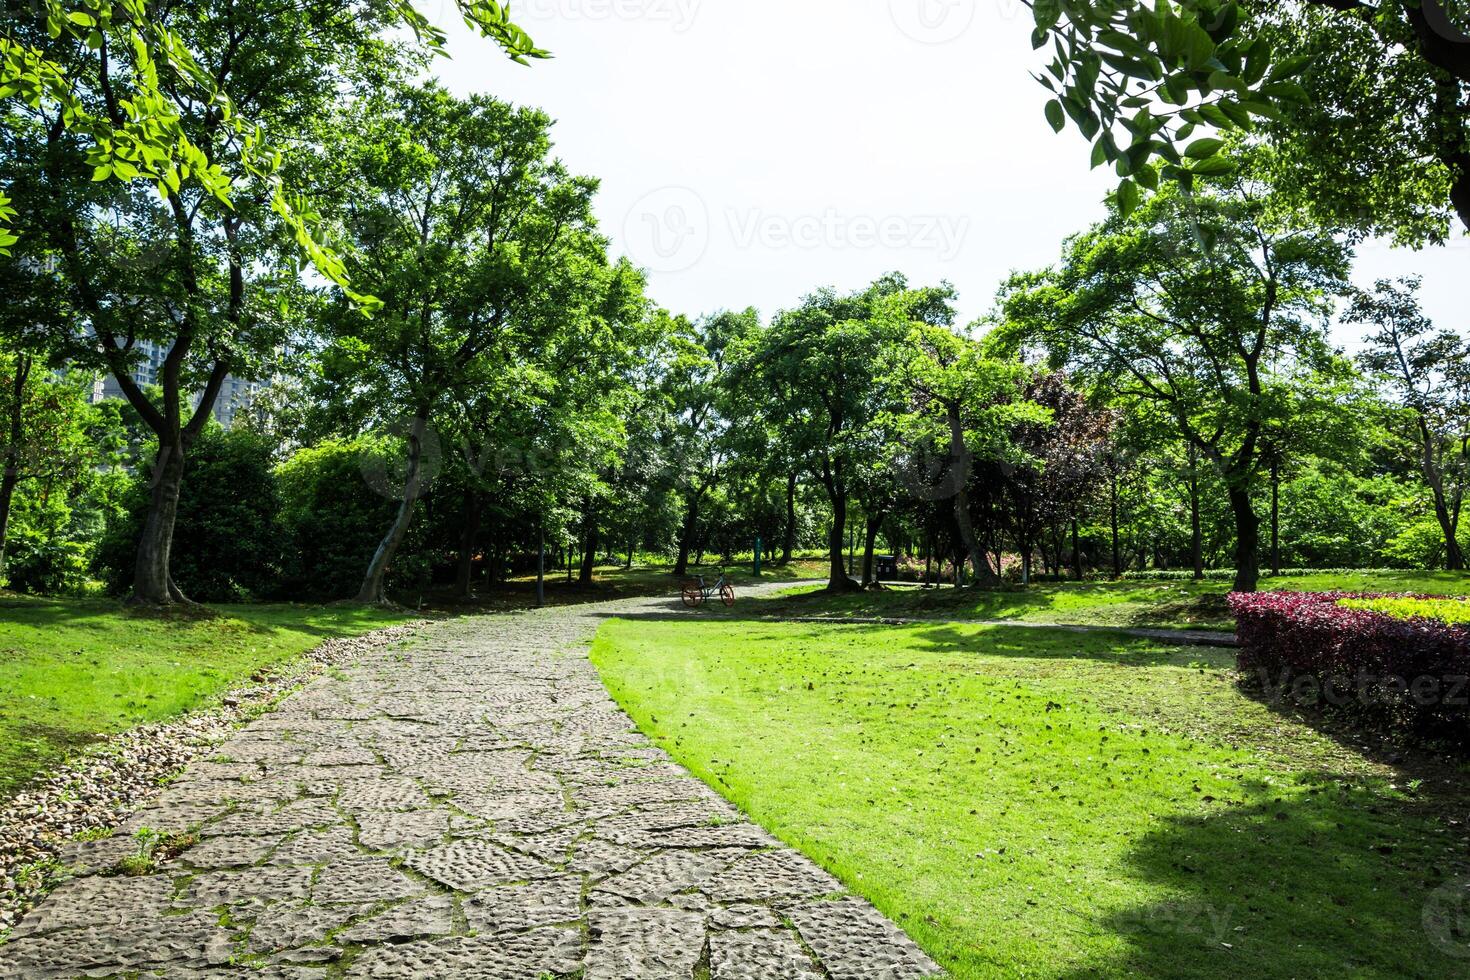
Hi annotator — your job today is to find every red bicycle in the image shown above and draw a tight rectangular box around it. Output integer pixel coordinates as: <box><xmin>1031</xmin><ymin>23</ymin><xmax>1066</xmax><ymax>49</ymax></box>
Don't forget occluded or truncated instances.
<box><xmin>681</xmin><ymin>570</ymin><xmax>735</xmax><ymax>608</ymax></box>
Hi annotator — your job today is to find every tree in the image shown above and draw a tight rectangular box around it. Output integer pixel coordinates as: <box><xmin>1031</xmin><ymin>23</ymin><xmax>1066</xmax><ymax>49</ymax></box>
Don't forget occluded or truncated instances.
<box><xmin>0</xmin><ymin>0</ymin><xmax>543</xmax><ymax>279</ymax></box>
<box><xmin>999</xmin><ymin>174</ymin><xmax>1351</xmax><ymax>592</ymax></box>
<box><xmin>736</xmin><ymin>276</ymin><xmax>916</xmax><ymax>591</ymax></box>
<box><xmin>2</xmin><ymin>0</ymin><xmax>391</xmax><ymax>603</ymax></box>
<box><xmin>660</xmin><ymin>309</ymin><xmax>756</xmax><ymax>577</ymax></box>
<box><xmin>0</xmin><ymin>357</ymin><xmax>93</xmax><ymax>585</ymax></box>
<box><xmin>1348</xmin><ymin>276</ymin><xmax>1470</xmax><ymax>570</ymax></box>
<box><xmin>320</xmin><ymin>82</ymin><xmax>645</xmax><ymax>603</ymax></box>
<box><xmin>885</xmin><ymin>323</ymin><xmax>1039</xmax><ymax>586</ymax></box>
<box><xmin>1033</xmin><ymin>1</ymin><xmax>1470</xmax><ymax>234</ymax></box>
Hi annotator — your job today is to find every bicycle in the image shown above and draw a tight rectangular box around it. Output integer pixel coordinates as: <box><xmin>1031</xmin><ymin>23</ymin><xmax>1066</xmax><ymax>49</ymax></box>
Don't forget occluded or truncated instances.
<box><xmin>681</xmin><ymin>569</ymin><xmax>736</xmax><ymax>608</ymax></box>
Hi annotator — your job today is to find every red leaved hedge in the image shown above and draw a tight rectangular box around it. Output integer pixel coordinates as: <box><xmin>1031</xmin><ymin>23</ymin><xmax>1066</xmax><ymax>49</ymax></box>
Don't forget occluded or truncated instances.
<box><xmin>1228</xmin><ymin>591</ymin><xmax>1470</xmax><ymax>747</ymax></box>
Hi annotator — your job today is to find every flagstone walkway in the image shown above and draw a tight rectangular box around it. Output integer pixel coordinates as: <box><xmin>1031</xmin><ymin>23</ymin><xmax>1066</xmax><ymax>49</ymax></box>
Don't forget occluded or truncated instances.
<box><xmin>0</xmin><ymin>589</ymin><xmax>942</xmax><ymax>979</ymax></box>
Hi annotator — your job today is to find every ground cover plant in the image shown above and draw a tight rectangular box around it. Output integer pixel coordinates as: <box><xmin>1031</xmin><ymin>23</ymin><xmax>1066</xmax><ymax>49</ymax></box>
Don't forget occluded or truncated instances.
<box><xmin>1340</xmin><ymin>595</ymin><xmax>1470</xmax><ymax>625</ymax></box>
<box><xmin>0</xmin><ymin>595</ymin><xmax>406</xmax><ymax>795</ymax></box>
<box><xmin>592</xmin><ymin>616</ymin><xmax>1470</xmax><ymax>978</ymax></box>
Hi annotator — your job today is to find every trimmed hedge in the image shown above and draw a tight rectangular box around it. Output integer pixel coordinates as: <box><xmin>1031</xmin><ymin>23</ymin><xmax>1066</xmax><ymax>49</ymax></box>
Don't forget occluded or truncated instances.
<box><xmin>1229</xmin><ymin>591</ymin><xmax>1470</xmax><ymax>748</ymax></box>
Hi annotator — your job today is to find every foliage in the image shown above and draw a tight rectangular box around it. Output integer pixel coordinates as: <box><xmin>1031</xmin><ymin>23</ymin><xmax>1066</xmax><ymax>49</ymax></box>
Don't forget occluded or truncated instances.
<box><xmin>95</xmin><ymin>427</ymin><xmax>281</xmax><ymax>601</ymax></box>
<box><xmin>273</xmin><ymin>437</ymin><xmax>407</xmax><ymax>602</ymax></box>
<box><xmin>1340</xmin><ymin>594</ymin><xmax>1470</xmax><ymax>626</ymax></box>
<box><xmin>1231</xmin><ymin>590</ymin><xmax>1470</xmax><ymax>746</ymax></box>
<box><xmin>1000</xmin><ymin>169</ymin><xmax>1354</xmax><ymax>590</ymax></box>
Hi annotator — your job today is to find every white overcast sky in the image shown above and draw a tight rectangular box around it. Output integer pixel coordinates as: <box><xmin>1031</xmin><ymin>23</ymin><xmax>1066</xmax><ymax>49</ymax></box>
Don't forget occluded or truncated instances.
<box><xmin>426</xmin><ymin>0</ymin><xmax>1465</xmax><ymax>346</ymax></box>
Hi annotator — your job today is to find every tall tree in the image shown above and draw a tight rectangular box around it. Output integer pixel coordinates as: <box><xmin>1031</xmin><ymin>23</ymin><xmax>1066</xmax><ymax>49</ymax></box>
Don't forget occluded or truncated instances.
<box><xmin>321</xmin><ymin>83</ymin><xmax>645</xmax><ymax>603</ymax></box>
<box><xmin>1348</xmin><ymin>276</ymin><xmax>1470</xmax><ymax>570</ymax></box>
<box><xmin>2</xmin><ymin>0</ymin><xmax>388</xmax><ymax>603</ymax></box>
<box><xmin>999</xmin><ymin>174</ymin><xmax>1351</xmax><ymax>592</ymax></box>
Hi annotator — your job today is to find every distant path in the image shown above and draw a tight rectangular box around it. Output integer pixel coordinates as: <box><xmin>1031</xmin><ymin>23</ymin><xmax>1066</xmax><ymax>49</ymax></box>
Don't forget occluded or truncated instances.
<box><xmin>0</xmin><ymin>582</ymin><xmax>941</xmax><ymax>979</ymax></box>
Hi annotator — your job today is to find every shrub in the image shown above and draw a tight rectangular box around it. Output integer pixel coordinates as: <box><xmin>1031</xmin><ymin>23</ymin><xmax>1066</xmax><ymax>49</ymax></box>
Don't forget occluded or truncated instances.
<box><xmin>1339</xmin><ymin>595</ymin><xmax>1470</xmax><ymax>626</ymax></box>
<box><xmin>275</xmin><ymin>437</ymin><xmax>421</xmax><ymax>601</ymax></box>
<box><xmin>1119</xmin><ymin>567</ymin><xmax>1413</xmax><ymax>583</ymax></box>
<box><xmin>95</xmin><ymin>427</ymin><xmax>282</xmax><ymax>601</ymax></box>
<box><xmin>1228</xmin><ymin>591</ymin><xmax>1470</xmax><ymax>748</ymax></box>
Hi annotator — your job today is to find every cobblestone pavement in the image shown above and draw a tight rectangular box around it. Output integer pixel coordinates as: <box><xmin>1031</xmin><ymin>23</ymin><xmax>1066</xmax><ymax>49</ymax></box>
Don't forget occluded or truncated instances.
<box><xmin>0</xmin><ymin>589</ymin><xmax>943</xmax><ymax>979</ymax></box>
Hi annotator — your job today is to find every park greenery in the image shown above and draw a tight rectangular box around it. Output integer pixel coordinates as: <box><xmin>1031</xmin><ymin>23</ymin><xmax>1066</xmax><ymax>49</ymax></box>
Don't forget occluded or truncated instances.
<box><xmin>4</xmin><ymin>1</ymin><xmax>1470</xmax><ymax>974</ymax></box>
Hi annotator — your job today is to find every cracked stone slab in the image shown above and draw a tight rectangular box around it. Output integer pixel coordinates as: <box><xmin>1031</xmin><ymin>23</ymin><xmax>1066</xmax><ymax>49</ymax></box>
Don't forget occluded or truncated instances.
<box><xmin>313</xmin><ymin>860</ymin><xmax>426</xmax><ymax>904</ymax></box>
<box><xmin>404</xmin><ymin>839</ymin><xmax>554</xmax><ymax>892</ymax></box>
<box><xmin>464</xmin><ymin>877</ymin><xmax>583</xmax><ymax>934</ymax></box>
<box><xmin>336</xmin><ymin>894</ymin><xmax>456</xmax><ymax>943</ymax></box>
<box><xmin>711</xmin><ymin>927</ymin><xmax>826</xmax><ymax>980</ymax></box>
<box><xmin>584</xmin><ymin>906</ymin><xmax>706</xmax><ymax>980</ymax></box>
<box><xmin>357</xmin><ymin>809</ymin><xmax>449</xmax><ymax>851</ymax></box>
<box><xmin>0</xmin><ymin>911</ymin><xmax>233</xmax><ymax>978</ymax></box>
<box><xmin>178</xmin><ymin>832</ymin><xmax>284</xmax><ymax>869</ymax></box>
<box><xmin>346</xmin><ymin>927</ymin><xmax>583</xmax><ymax>979</ymax></box>
<box><xmin>703</xmin><ymin>850</ymin><xmax>843</xmax><ymax>903</ymax></box>
<box><xmin>594</xmin><ymin>848</ymin><xmax>744</xmax><ymax>904</ymax></box>
<box><xmin>784</xmin><ymin>898</ymin><xmax>944</xmax><ymax>979</ymax></box>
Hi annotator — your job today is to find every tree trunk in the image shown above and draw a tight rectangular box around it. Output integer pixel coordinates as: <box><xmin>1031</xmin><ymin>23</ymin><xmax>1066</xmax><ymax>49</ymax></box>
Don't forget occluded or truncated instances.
<box><xmin>536</xmin><ymin>525</ymin><xmax>546</xmax><ymax>607</ymax></box>
<box><xmin>1188</xmin><ymin>464</ymin><xmax>1203</xmax><ymax>581</ymax></box>
<box><xmin>1071</xmin><ymin>519</ymin><xmax>1083</xmax><ymax>581</ymax></box>
<box><xmin>1227</xmin><ymin>484</ymin><xmax>1261</xmax><ymax>593</ymax></box>
<box><xmin>953</xmin><ymin>487</ymin><xmax>1000</xmax><ymax>586</ymax></box>
<box><xmin>579</xmin><ymin>520</ymin><xmax>598</xmax><ymax>586</ymax></box>
<box><xmin>455</xmin><ymin>489</ymin><xmax>482</xmax><ymax>599</ymax></box>
<box><xmin>782</xmin><ymin>472</ymin><xmax>797</xmax><ymax>564</ymax></box>
<box><xmin>1270</xmin><ymin>457</ymin><xmax>1282</xmax><ymax>577</ymax></box>
<box><xmin>0</xmin><ymin>356</ymin><xmax>26</xmax><ymax>584</ymax></box>
<box><xmin>1110</xmin><ymin>474</ymin><xmax>1122</xmax><ymax>579</ymax></box>
<box><xmin>0</xmin><ymin>465</ymin><xmax>18</xmax><ymax>586</ymax></box>
<box><xmin>825</xmin><ymin>488</ymin><xmax>860</xmax><ymax>591</ymax></box>
<box><xmin>1418</xmin><ymin>418</ymin><xmax>1467</xmax><ymax>571</ymax></box>
<box><xmin>674</xmin><ymin>490</ymin><xmax>703</xmax><ymax>577</ymax></box>
<box><xmin>131</xmin><ymin>438</ymin><xmax>189</xmax><ymax>605</ymax></box>
<box><xmin>860</xmin><ymin>511</ymin><xmax>883</xmax><ymax>586</ymax></box>
<box><xmin>356</xmin><ymin>413</ymin><xmax>429</xmax><ymax>605</ymax></box>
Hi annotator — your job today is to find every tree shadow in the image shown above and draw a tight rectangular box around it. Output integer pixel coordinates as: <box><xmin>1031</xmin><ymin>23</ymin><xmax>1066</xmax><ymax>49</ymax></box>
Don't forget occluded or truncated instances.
<box><xmin>1054</xmin><ymin>775</ymin><xmax>1470</xmax><ymax>978</ymax></box>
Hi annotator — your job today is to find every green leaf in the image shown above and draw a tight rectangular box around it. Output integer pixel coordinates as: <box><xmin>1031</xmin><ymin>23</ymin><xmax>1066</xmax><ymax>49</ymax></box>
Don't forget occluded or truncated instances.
<box><xmin>1185</xmin><ymin>137</ymin><xmax>1225</xmax><ymax>159</ymax></box>
<box><xmin>1189</xmin><ymin>155</ymin><xmax>1236</xmax><ymax>176</ymax></box>
<box><xmin>1115</xmin><ymin>179</ymin><xmax>1141</xmax><ymax>218</ymax></box>
<box><xmin>1045</xmin><ymin>99</ymin><xmax>1066</xmax><ymax>133</ymax></box>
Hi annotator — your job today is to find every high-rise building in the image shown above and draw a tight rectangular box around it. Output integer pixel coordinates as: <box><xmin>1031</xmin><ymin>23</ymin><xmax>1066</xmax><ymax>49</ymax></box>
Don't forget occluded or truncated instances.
<box><xmin>92</xmin><ymin>339</ymin><xmax>267</xmax><ymax>428</ymax></box>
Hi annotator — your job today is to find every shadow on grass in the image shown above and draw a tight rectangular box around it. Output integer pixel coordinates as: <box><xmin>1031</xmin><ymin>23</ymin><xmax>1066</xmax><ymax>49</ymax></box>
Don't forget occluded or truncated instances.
<box><xmin>1056</xmin><ymin>779</ymin><xmax>1470</xmax><ymax>979</ymax></box>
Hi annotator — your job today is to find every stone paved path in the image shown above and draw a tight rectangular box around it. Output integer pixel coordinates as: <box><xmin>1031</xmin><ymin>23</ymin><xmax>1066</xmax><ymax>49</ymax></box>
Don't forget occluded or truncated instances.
<box><xmin>0</xmin><ymin>589</ymin><xmax>943</xmax><ymax>980</ymax></box>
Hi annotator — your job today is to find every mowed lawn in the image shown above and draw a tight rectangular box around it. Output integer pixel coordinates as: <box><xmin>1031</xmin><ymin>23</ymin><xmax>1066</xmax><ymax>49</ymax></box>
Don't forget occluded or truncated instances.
<box><xmin>760</xmin><ymin>570</ymin><xmax>1470</xmax><ymax>631</ymax></box>
<box><xmin>0</xmin><ymin>595</ymin><xmax>408</xmax><ymax>796</ymax></box>
<box><xmin>592</xmin><ymin>618</ymin><xmax>1470</xmax><ymax>979</ymax></box>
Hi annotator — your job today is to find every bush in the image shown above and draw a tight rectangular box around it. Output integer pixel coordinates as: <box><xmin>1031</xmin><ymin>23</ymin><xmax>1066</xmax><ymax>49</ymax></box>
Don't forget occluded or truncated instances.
<box><xmin>3</xmin><ymin>491</ymin><xmax>90</xmax><ymax>594</ymax></box>
<box><xmin>1229</xmin><ymin>591</ymin><xmax>1470</xmax><ymax>749</ymax></box>
<box><xmin>95</xmin><ymin>428</ymin><xmax>281</xmax><ymax>601</ymax></box>
<box><xmin>275</xmin><ymin>437</ymin><xmax>417</xmax><ymax>601</ymax></box>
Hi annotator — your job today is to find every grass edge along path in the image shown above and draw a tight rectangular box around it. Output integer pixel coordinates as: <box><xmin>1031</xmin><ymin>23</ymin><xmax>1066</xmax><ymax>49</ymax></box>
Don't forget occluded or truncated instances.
<box><xmin>591</xmin><ymin>616</ymin><xmax>1470</xmax><ymax>979</ymax></box>
<box><xmin>0</xmin><ymin>594</ymin><xmax>410</xmax><ymax>798</ymax></box>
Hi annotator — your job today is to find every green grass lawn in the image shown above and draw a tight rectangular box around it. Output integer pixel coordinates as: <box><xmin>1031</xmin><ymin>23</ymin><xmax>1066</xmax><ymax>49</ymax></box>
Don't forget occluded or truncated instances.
<box><xmin>592</xmin><ymin>617</ymin><xmax>1470</xmax><ymax>979</ymax></box>
<box><xmin>758</xmin><ymin>570</ymin><xmax>1470</xmax><ymax>631</ymax></box>
<box><xmin>0</xmin><ymin>595</ymin><xmax>408</xmax><ymax>797</ymax></box>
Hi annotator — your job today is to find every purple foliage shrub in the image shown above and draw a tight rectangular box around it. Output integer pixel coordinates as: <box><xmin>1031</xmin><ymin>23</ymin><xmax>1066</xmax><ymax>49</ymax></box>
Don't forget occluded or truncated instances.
<box><xmin>1228</xmin><ymin>591</ymin><xmax>1470</xmax><ymax>747</ymax></box>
